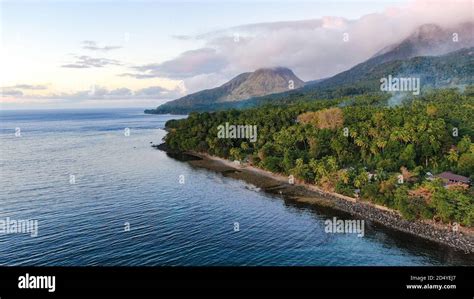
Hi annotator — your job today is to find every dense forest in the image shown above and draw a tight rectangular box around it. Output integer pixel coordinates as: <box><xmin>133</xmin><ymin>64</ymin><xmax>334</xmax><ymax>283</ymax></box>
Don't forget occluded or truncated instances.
<box><xmin>164</xmin><ymin>87</ymin><xmax>474</xmax><ymax>226</ymax></box>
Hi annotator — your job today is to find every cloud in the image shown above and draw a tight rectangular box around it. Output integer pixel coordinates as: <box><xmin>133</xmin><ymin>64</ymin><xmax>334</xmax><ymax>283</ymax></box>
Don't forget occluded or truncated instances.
<box><xmin>7</xmin><ymin>0</ymin><xmax>471</xmax><ymax>106</ymax></box>
<box><xmin>61</xmin><ymin>41</ymin><xmax>123</xmax><ymax>68</ymax></box>
<box><xmin>107</xmin><ymin>87</ymin><xmax>133</xmax><ymax>97</ymax></box>
<box><xmin>1</xmin><ymin>84</ymin><xmax>49</xmax><ymax>97</ymax></box>
<box><xmin>2</xmin><ymin>85</ymin><xmax>184</xmax><ymax>101</ymax></box>
<box><xmin>1</xmin><ymin>89</ymin><xmax>24</xmax><ymax>97</ymax></box>
<box><xmin>171</xmin><ymin>35</ymin><xmax>193</xmax><ymax>41</ymax></box>
<box><xmin>6</xmin><ymin>84</ymin><xmax>48</xmax><ymax>90</ymax></box>
<box><xmin>124</xmin><ymin>48</ymin><xmax>228</xmax><ymax>79</ymax></box>
<box><xmin>61</xmin><ymin>55</ymin><xmax>122</xmax><ymax>68</ymax></box>
<box><xmin>82</xmin><ymin>40</ymin><xmax>122</xmax><ymax>52</ymax></box>
<box><xmin>181</xmin><ymin>73</ymin><xmax>229</xmax><ymax>94</ymax></box>
<box><xmin>131</xmin><ymin>0</ymin><xmax>473</xmax><ymax>94</ymax></box>
<box><xmin>118</xmin><ymin>72</ymin><xmax>158</xmax><ymax>79</ymax></box>
<box><xmin>134</xmin><ymin>86</ymin><xmax>180</xmax><ymax>97</ymax></box>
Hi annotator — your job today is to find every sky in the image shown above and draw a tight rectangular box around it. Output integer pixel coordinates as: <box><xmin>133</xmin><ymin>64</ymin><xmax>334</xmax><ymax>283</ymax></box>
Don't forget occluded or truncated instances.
<box><xmin>0</xmin><ymin>0</ymin><xmax>471</xmax><ymax>109</ymax></box>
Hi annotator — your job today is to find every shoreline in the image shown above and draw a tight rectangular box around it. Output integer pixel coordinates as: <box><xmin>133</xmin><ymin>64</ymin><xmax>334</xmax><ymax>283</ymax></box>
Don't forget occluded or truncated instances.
<box><xmin>155</xmin><ymin>143</ymin><xmax>474</xmax><ymax>254</ymax></box>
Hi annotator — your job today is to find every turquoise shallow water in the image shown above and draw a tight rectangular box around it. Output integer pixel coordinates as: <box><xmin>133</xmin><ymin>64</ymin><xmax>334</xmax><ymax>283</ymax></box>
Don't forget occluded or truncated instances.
<box><xmin>0</xmin><ymin>108</ymin><xmax>472</xmax><ymax>266</ymax></box>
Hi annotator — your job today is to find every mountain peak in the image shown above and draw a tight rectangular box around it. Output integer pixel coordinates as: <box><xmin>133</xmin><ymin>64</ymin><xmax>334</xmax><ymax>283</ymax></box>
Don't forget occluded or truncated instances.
<box><xmin>151</xmin><ymin>67</ymin><xmax>304</xmax><ymax>113</ymax></box>
<box><xmin>221</xmin><ymin>66</ymin><xmax>304</xmax><ymax>102</ymax></box>
<box><xmin>410</xmin><ymin>23</ymin><xmax>444</xmax><ymax>40</ymax></box>
<box><xmin>254</xmin><ymin>66</ymin><xmax>292</xmax><ymax>73</ymax></box>
<box><xmin>376</xmin><ymin>22</ymin><xmax>474</xmax><ymax>61</ymax></box>
<box><xmin>371</xmin><ymin>22</ymin><xmax>474</xmax><ymax>64</ymax></box>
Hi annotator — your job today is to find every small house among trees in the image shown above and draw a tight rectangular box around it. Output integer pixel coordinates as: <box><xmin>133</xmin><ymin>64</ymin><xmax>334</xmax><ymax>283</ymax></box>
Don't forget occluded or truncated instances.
<box><xmin>435</xmin><ymin>171</ymin><xmax>471</xmax><ymax>186</ymax></box>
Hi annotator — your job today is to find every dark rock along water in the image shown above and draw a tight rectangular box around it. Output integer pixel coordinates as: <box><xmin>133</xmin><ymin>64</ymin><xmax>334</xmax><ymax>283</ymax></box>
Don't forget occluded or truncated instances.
<box><xmin>0</xmin><ymin>108</ymin><xmax>472</xmax><ymax>266</ymax></box>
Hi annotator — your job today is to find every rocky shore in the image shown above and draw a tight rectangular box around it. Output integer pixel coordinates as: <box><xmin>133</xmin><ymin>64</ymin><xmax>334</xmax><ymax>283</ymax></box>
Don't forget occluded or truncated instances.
<box><xmin>155</xmin><ymin>144</ymin><xmax>474</xmax><ymax>254</ymax></box>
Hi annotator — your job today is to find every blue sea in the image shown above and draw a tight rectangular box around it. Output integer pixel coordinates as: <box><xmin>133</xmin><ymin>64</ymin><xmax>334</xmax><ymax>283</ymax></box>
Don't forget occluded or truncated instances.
<box><xmin>0</xmin><ymin>108</ymin><xmax>472</xmax><ymax>266</ymax></box>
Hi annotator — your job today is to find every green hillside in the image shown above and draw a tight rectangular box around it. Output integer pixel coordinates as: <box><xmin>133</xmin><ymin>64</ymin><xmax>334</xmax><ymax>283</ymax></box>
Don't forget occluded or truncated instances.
<box><xmin>146</xmin><ymin>48</ymin><xmax>474</xmax><ymax>114</ymax></box>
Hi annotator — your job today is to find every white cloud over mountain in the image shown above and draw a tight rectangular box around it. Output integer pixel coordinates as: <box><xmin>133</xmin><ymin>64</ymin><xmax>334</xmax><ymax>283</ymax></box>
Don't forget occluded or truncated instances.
<box><xmin>129</xmin><ymin>0</ymin><xmax>472</xmax><ymax>94</ymax></box>
<box><xmin>125</xmin><ymin>48</ymin><xmax>228</xmax><ymax>79</ymax></box>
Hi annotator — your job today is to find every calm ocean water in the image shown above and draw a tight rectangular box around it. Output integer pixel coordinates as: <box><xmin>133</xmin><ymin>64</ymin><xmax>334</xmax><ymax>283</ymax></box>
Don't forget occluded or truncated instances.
<box><xmin>0</xmin><ymin>108</ymin><xmax>472</xmax><ymax>266</ymax></box>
